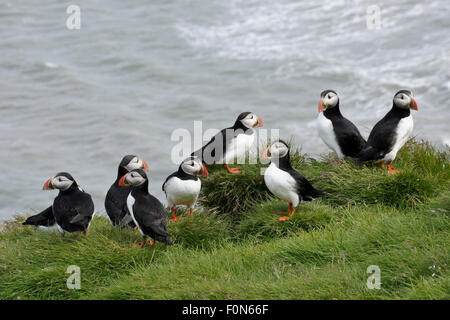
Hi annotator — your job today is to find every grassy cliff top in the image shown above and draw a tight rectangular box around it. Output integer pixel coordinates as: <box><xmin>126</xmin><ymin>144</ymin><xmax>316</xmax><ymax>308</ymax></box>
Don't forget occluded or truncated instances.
<box><xmin>0</xmin><ymin>140</ymin><xmax>449</xmax><ymax>299</ymax></box>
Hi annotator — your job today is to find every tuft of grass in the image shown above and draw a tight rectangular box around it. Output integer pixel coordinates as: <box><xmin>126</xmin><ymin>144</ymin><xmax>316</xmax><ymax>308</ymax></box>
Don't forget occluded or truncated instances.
<box><xmin>0</xmin><ymin>139</ymin><xmax>448</xmax><ymax>300</ymax></box>
<box><xmin>200</xmin><ymin>139</ymin><xmax>450</xmax><ymax>214</ymax></box>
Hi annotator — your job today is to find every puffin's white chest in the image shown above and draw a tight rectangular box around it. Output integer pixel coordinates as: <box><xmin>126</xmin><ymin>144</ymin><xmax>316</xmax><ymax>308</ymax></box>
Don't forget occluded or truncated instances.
<box><xmin>127</xmin><ymin>194</ymin><xmax>144</xmax><ymax>236</ymax></box>
<box><xmin>264</xmin><ymin>163</ymin><xmax>300</xmax><ymax>207</ymax></box>
<box><xmin>224</xmin><ymin>131</ymin><xmax>255</xmax><ymax>163</ymax></box>
<box><xmin>383</xmin><ymin>114</ymin><xmax>414</xmax><ymax>162</ymax></box>
<box><xmin>317</xmin><ymin>113</ymin><xmax>344</xmax><ymax>159</ymax></box>
<box><xmin>164</xmin><ymin>177</ymin><xmax>201</xmax><ymax>207</ymax></box>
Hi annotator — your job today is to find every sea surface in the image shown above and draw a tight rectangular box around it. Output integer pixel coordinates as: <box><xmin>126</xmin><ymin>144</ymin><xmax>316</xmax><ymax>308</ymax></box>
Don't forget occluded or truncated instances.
<box><xmin>1</xmin><ymin>0</ymin><xmax>449</xmax><ymax>221</ymax></box>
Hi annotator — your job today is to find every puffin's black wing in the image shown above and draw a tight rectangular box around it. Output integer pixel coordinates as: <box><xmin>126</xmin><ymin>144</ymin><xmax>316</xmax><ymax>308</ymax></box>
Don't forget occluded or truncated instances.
<box><xmin>357</xmin><ymin>110</ymin><xmax>400</xmax><ymax>163</ymax></box>
<box><xmin>68</xmin><ymin>192</ymin><xmax>95</xmax><ymax>227</ymax></box>
<box><xmin>333</xmin><ymin>117</ymin><xmax>366</xmax><ymax>157</ymax></box>
<box><xmin>22</xmin><ymin>206</ymin><xmax>55</xmax><ymax>227</ymax></box>
<box><xmin>105</xmin><ymin>184</ymin><xmax>135</xmax><ymax>227</ymax></box>
<box><xmin>133</xmin><ymin>195</ymin><xmax>172</xmax><ymax>245</ymax></box>
<box><xmin>191</xmin><ymin>128</ymin><xmax>231</xmax><ymax>165</ymax></box>
<box><xmin>286</xmin><ymin>169</ymin><xmax>324</xmax><ymax>201</ymax></box>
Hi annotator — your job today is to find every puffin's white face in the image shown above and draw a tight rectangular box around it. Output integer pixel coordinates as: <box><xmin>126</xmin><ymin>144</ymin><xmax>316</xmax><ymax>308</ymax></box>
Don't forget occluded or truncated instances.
<box><xmin>181</xmin><ymin>157</ymin><xmax>207</xmax><ymax>177</ymax></box>
<box><xmin>119</xmin><ymin>170</ymin><xmax>147</xmax><ymax>187</ymax></box>
<box><xmin>319</xmin><ymin>91</ymin><xmax>339</xmax><ymax>112</ymax></box>
<box><xmin>124</xmin><ymin>156</ymin><xmax>149</xmax><ymax>172</ymax></box>
<box><xmin>393</xmin><ymin>91</ymin><xmax>418</xmax><ymax>110</ymax></box>
<box><xmin>240</xmin><ymin>113</ymin><xmax>263</xmax><ymax>129</ymax></box>
<box><xmin>262</xmin><ymin>141</ymin><xmax>289</xmax><ymax>159</ymax></box>
<box><xmin>43</xmin><ymin>174</ymin><xmax>74</xmax><ymax>191</ymax></box>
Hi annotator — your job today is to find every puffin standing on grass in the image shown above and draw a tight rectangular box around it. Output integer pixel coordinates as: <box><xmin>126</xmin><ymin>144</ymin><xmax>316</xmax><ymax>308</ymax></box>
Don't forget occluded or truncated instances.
<box><xmin>105</xmin><ymin>155</ymin><xmax>149</xmax><ymax>228</ymax></box>
<box><xmin>317</xmin><ymin>90</ymin><xmax>366</xmax><ymax>159</ymax></box>
<box><xmin>37</xmin><ymin>172</ymin><xmax>94</xmax><ymax>237</ymax></box>
<box><xmin>162</xmin><ymin>156</ymin><xmax>208</xmax><ymax>222</ymax></box>
<box><xmin>357</xmin><ymin>90</ymin><xmax>418</xmax><ymax>174</ymax></box>
<box><xmin>192</xmin><ymin>112</ymin><xmax>263</xmax><ymax>174</ymax></box>
<box><xmin>262</xmin><ymin>140</ymin><xmax>324</xmax><ymax>221</ymax></box>
<box><xmin>118</xmin><ymin>169</ymin><xmax>172</xmax><ymax>247</ymax></box>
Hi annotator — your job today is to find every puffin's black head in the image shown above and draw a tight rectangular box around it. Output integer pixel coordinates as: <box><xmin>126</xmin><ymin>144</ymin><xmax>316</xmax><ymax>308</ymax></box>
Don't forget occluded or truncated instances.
<box><xmin>318</xmin><ymin>90</ymin><xmax>339</xmax><ymax>112</ymax></box>
<box><xmin>262</xmin><ymin>139</ymin><xmax>289</xmax><ymax>160</ymax></box>
<box><xmin>180</xmin><ymin>156</ymin><xmax>208</xmax><ymax>177</ymax></box>
<box><xmin>119</xmin><ymin>154</ymin><xmax>149</xmax><ymax>172</ymax></box>
<box><xmin>118</xmin><ymin>169</ymin><xmax>148</xmax><ymax>187</ymax></box>
<box><xmin>43</xmin><ymin>172</ymin><xmax>76</xmax><ymax>191</ymax></box>
<box><xmin>235</xmin><ymin>112</ymin><xmax>263</xmax><ymax>129</ymax></box>
<box><xmin>393</xmin><ymin>90</ymin><xmax>418</xmax><ymax>111</ymax></box>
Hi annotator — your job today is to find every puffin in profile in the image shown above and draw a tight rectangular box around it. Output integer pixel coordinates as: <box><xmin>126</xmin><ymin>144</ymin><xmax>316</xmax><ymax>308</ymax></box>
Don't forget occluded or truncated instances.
<box><xmin>317</xmin><ymin>90</ymin><xmax>366</xmax><ymax>159</ymax></box>
<box><xmin>105</xmin><ymin>155</ymin><xmax>149</xmax><ymax>228</ymax></box>
<box><xmin>119</xmin><ymin>169</ymin><xmax>172</xmax><ymax>247</ymax></box>
<box><xmin>262</xmin><ymin>140</ymin><xmax>324</xmax><ymax>221</ymax></box>
<box><xmin>22</xmin><ymin>206</ymin><xmax>56</xmax><ymax>230</ymax></box>
<box><xmin>192</xmin><ymin>112</ymin><xmax>263</xmax><ymax>173</ymax></box>
<box><xmin>40</xmin><ymin>172</ymin><xmax>94</xmax><ymax>236</ymax></box>
<box><xmin>357</xmin><ymin>90</ymin><xmax>418</xmax><ymax>174</ymax></box>
<box><xmin>162</xmin><ymin>156</ymin><xmax>208</xmax><ymax>222</ymax></box>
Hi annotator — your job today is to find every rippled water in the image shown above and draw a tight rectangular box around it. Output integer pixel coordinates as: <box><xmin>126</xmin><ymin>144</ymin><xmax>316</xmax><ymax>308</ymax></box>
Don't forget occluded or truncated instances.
<box><xmin>1</xmin><ymin>0</ymin><xmax>449</xmax><ymax>221</ymax></box>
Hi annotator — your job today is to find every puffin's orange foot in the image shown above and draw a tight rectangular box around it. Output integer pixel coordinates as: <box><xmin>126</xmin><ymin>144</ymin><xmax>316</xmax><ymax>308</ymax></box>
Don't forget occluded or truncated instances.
<box><xmin>279</xmin><ymin>216</ymin><xmax>290</xmax><ymax>221</ymax></box>
<box><xmin>148</xmin><ymin>240</ymin><xmax>155</xmax><ymax>246</ymax></box>
<box><xmin>223</xmin><ymin>165</ymin><xmax>241</xmax><ymax>174</ymax></box>
<box><xmin>170</xmin><ymin>217</ymin><xmax>180</xmax><ymax>222</ymax></box>
<box><xmin>385</xmin><ymin>163</ymin><xmax>401</xmax><ymax>174</ymax></box>
<box><xmin>388</xmin><ymin>169</ymin><xmax>401</xmax><ymax>174</ymax></box>
<box><xmin>133</xmin><ymin>226</ymin><xmax>139</xmax><ymax>231</ymax></box>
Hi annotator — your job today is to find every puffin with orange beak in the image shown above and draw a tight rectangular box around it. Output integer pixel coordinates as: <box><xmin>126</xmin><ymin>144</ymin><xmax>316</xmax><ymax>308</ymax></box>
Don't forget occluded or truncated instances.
<box><xmin>357</xmin><ymin>90</ymin><xmax>418</xmax><ymax>174</ymax></box>
<box><xmin>262</xmin><ymin>140</ymin><xmax>324</xmax><ymax>221</ymax></box>
<box><xmin>317</xmin><ymin>90</ymin><xmax>366</xmax><ymax>159</ymax></box>
<box><xmin>31</xmin><ymin>172</ymin><xmax>94</xmax><ymax>237</ymax></box>
<box><xmin>192</xmin><ymin>112</ymin><xmax>263</xmax><ymax>174</ymax></box>
<box><xmin>119</xmin><ymin>169</ymin><xmax>172</xmax><ymax>247</ymax></box>
<box><xmin>105</xmin><ymin>155</ymin><xmax>149</xmax><ymax>228</ymax></box>
<box><xmin>162</xmin><ymin>156</ymin><xmax>208</xmax><ymax>221</ymax></box>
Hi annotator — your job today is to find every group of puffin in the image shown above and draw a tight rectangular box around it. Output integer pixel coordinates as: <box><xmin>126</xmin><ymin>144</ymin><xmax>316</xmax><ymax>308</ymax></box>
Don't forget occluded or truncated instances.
<box><xmin>23</xmin><ymin>89</ymin><xmax>418</xmax><ymax>246</ymax></box>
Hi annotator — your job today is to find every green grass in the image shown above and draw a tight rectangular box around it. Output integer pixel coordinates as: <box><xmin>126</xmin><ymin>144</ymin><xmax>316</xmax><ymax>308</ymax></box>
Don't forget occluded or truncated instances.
<box><xmin>0</xmin><ymin>140</ymin><xmax>449</xmax><ymax>299</ymax></box>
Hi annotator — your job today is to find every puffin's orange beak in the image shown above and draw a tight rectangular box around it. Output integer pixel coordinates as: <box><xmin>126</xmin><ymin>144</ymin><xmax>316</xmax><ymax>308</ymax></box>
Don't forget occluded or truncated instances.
<box><xmin>43</xmin><ymin>178</ymin><xmax>54</xmax><ymax>190</ymax></box>
<box><xmin>201</xmin><ymin>164</ymin><xmax>208</xmax><ymax>177</ymax></box>
<box><xmin>318</xmin><ymin>98</ymin><xmax>324</xmax><ymax>112</ymax></box>
<box><xmin>410</xmin><ymin>98</ymin><xmax>418</xmax><ymax>111</ymax></box>
<box><xmin>256</xmin><ymin>116</ymin><xmax>263</xmax><ymax>127</ymax></box>
<box><xmin>142</xmin><ymin>160</ymin><xmax>149</xmax><ymax>172</ymax></box>
<box><xmin>262</xmin><ymin>146</ymin><xmax>271</xmax><ymax>159</ymax></box>
<box><xmin>118</xmin><ymin>175</ymin><xmax>129</xmax><ymax>187</ymax></box>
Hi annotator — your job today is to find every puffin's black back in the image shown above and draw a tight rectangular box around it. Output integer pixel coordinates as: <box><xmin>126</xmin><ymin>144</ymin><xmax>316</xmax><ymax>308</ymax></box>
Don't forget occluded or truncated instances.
<box><xmin>130</xmin><ymin>173</ymin><xmax>172</xmax><ymax>245</ymax></box>
<box><xmin>357</xmin><ymin>105</ymin><xmax>410</xmax><ymax>163</ymax></box>
<box><xmin>191</xmin><ymin>112</ymin><xmax>253</xmax><ymax>164</ymax></box>
<box><xmin>323</xmin><ymin>105</ymin><xmax>366</xmax><ymax>157</ymax></box>
<box><xmin>104</xmin><ymin>158</ymin><xmax>136</xmax><ymax>228</ymax></box>
<box><xmin>275</xmin><ymin>141</ymin><xmax>324</xmax><ymax>200</ymax></box>
<box><xmin>53</xmin><ymin>184</ymin><xmax>95</xmax><ymax>232</ymax></box>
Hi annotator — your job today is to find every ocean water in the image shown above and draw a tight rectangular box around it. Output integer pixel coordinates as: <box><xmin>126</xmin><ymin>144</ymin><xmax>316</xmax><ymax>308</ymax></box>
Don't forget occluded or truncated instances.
<box><xmin>1</xmin><ymin>0</ymin><xmax>449</xmax><ymax>221</ymax></box>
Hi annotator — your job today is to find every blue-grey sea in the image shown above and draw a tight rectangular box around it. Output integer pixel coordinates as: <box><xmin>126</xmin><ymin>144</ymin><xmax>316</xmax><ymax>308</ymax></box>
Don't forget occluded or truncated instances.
<box><xmin>1</xmin><ymin>0</ymin><xmax>449</xmax><ymax>221</ymax></box>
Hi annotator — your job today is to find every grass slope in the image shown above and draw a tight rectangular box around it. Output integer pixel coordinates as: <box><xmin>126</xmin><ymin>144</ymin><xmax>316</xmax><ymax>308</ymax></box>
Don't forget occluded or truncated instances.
<box><xmin>0</xmin><ymin>140</ymin><xmax>449</xmax><ymax>300</ymax></box>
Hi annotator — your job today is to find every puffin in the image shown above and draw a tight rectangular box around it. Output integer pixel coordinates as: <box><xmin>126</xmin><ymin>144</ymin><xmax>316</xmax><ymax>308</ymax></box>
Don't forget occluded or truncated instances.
<box><xmin>262</xmin><ymin>140</ymin><xmax>324</xmax><ymax>221</ymax></box>
<box><xmin>118</xmin><ymin>169</ymin><xmax>172</xmax><ymax>247</ymax></box>
<box><xmin>192</xmin><ymin>112</ymin><xmax>263</xmax><ymax>173</ymax></box>
<box><xmin>317</xmin><ymin>90</ymin><xmax>366</xmax><ymax>159</ymax></box>
<box><xmin>357</xmin><ymin>90</ymin><xmax>418</xmax><ymax>174</ymax></box>
<box><xmin>162</xmin><ymin>156</ymin><xmax>208</xmax><ymax>222</ymax></box>
<box><xmin>22</xmin><ymin>206</ymin><xmax>56</xmax><ymax>231</ymax></box>
<box><xmin>40</xmin><ymin>172</ymin><xmax>94</xmax><ymax>236</ymax></box>
<box><xmin>105</xmin><ymin>155</ymin><xmax>149</xmax><ymax>228</ymax></box>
